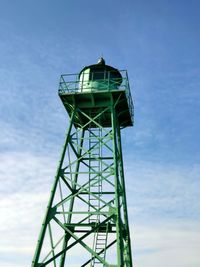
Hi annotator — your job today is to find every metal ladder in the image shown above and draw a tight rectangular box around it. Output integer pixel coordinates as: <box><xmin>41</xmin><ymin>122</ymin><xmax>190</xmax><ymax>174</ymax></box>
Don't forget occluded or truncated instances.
<box><xmin>88</xmin><ymin>128</ymin><xmax>108</xmax><ymax>266</ymax></box>
<box><xmin>88</xmin><ymin>128</ymin><xmax>102</xmax><ymax>224</ymax></box>
<box><xmin>92</xmin><ymin>225</ymin><xmax>109</xmax><ymax>266</ymax></box>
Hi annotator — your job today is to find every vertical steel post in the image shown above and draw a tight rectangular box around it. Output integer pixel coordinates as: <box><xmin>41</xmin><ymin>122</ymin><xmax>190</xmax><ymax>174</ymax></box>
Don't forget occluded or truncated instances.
<box><xmin>59</xmin><ymin>129</ymin><xmax>85</xmax><ymax>267</ymax></box>
<box><xmin>31</xmin><ymin>110</ymin><xmax>76</xmax><ymax>267</ymax></box>
<box><xmin>111</xmin><ymin>104</ymin><xmax>124</xmax><ymax>265</ymax></box>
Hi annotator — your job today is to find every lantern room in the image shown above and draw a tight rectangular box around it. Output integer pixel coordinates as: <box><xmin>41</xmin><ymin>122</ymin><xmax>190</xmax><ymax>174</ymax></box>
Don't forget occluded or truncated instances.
<box><xmin>79</xmin><ymin>57</ymin><xmax>122</xmax><ymax>92</ymax></box>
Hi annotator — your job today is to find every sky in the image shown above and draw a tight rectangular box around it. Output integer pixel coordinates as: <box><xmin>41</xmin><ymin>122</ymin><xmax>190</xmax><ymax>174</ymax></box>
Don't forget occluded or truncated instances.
<box><xmin>0</xmin><ymin>0</ymin><xmax>200</xmax><ymax>266</ymax></box>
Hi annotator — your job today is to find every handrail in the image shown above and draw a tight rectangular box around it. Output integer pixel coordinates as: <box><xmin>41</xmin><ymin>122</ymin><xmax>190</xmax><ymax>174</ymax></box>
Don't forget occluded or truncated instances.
<box><xmin>58</xmin><ymin>70</ymin><xmax>134</xmax><ymax>125</ymax></box>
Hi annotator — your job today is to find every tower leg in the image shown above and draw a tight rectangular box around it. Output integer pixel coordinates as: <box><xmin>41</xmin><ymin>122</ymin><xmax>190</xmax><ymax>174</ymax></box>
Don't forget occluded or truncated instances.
<box><xmin>116</xmin><ymin>125</ymin><xmax>133</xmax><ymax>267</ymax></box>
<box><xmin>111</xmin><ymin>106</ymin><xmax>125</xmax><ymax>266</ymax></box>
<box><xmin>59</xmin><ymin>129</ymin><xmax>85</xmax><ymax>267</ymax></box>
<box><xmin>31</xmin><ymin>110</ymin><xmax>76</xmax><ymax>267</ymax></box>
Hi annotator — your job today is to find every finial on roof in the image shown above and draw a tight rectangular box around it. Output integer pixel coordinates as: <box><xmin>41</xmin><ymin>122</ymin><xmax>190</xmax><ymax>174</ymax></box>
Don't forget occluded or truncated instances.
<box><xmin>97</xmin><ymin>57</ymin><xmax>105</xmax><ymax>65</ymax></box>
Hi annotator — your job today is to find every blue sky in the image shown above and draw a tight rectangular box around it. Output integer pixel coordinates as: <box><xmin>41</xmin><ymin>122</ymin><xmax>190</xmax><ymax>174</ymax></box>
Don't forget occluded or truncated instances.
<box><xmin>0</xmin><ymin>0</ymin><xmax>199</xmax><ymax>266</ymax></box>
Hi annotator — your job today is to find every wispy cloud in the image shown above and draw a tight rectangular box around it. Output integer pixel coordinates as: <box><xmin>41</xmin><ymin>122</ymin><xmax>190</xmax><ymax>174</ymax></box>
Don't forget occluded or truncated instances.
<box><xmin>0</xmin><ymin>149</ymin><xmax>55</xmax><ymax>266</ymax></box>
<box><xmin>125</xmin><ymin>160</ymin><xmax>200</xmax><ymax>222</ymax></box>
<box><xmin>132</xmin><ymin>222</ymin><xmax>200</xmax><ymax>267</ymax></box>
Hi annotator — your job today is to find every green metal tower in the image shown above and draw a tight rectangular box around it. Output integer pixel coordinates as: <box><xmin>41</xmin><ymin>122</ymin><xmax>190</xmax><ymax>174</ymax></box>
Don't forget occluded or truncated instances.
<box><xmin>32</xmin><ymin>58</ymin><xmax>134</xmax><ymax>267</ymax></box>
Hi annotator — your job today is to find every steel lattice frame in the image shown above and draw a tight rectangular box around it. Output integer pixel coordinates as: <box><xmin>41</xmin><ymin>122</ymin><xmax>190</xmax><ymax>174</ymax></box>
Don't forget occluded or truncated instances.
<box><xmin>32</xmin><ymin>83</ymin><xmax>133</xmax><ymax>266</ymax></box>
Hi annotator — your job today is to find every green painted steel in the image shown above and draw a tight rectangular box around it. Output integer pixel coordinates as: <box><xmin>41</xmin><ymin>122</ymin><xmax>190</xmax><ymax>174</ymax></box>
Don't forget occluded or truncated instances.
<box><xmin>32</xmin><ymin>62</ymin><xmax>134</xmax><ymax>266</ymax></box>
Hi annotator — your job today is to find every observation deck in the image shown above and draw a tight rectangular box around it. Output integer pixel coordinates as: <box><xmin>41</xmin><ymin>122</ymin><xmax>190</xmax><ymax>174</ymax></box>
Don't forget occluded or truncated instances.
<box><xmin>58</xmin><ymin>69</ymin><xmax>134</xmax><ymax>128</ymax></box>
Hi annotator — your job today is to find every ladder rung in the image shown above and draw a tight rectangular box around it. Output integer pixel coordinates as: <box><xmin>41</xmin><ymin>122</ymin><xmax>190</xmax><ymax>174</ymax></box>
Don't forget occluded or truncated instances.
<box><xmin>96</xmin><ymin>245</ymin><xmax>105</xmax><ymax>248</ymax></box>
<box><xmin>96</xmin><ymin>242</ymin><xmax>105</xmax><ymax>244</ymax></box>
<box><xmin>97</xmin><ymin>234</ymin><xmax>106</xmax><ymax>237</ymax></box>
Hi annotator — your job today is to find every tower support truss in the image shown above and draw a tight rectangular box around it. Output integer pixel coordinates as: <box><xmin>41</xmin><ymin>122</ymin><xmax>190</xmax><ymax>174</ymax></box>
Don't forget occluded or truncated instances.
<box><xmin>32</xmin><ymin>67</ymin><xmax>133</xmax><ymax>267</ymax></box>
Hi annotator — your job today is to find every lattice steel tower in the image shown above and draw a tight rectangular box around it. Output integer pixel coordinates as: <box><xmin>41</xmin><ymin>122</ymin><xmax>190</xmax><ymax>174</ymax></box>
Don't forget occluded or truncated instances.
<box><xmin>32</xmin><ymin>58</ymin><xmax>134</xmax><ymax>267</ymax></box>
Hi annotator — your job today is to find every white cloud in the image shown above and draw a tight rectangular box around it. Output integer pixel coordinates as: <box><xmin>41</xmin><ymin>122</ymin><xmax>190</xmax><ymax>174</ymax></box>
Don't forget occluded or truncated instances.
<box><xmin>132</xmin><ymin>222</ymin><xmax>200</xmax><ymax>267</ymax></box>
<box><xmin>125</xmin><ymin>160</ymin><xmax>200</xmax><ymax>221</ymax></box>
<box><xmin>0</xmin><ymin>149</ymin><xmax>57</xmax><ymax>266</ymax></box>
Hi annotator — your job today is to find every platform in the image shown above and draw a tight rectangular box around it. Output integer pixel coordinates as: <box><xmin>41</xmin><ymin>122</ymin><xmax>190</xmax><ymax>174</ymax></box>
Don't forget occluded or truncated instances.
<box><xmin>58</xmin><ymin>71</ymin><xmax>134</xmax><ymax>128</ymax></box>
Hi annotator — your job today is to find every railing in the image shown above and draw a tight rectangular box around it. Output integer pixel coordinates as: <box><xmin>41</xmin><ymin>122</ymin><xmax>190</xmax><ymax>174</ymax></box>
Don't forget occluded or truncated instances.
<box><xmin>58</xmin><ymin>70</ymin><xmax>134</xmax><ymax>125</ymax></box>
